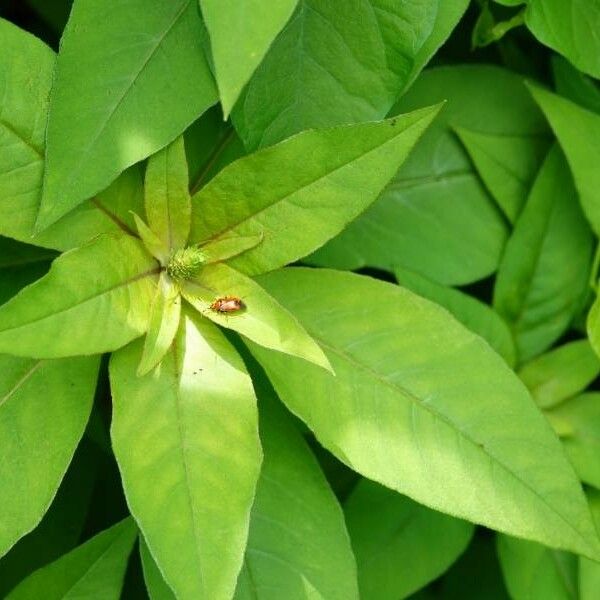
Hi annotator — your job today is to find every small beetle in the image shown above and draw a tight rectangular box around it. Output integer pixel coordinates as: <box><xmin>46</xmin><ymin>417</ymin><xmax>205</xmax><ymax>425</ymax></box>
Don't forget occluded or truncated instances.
<box><xmin>210</xmin><ymin>296</ymin><xmax>245</xmax><ymax>313</ymax></box>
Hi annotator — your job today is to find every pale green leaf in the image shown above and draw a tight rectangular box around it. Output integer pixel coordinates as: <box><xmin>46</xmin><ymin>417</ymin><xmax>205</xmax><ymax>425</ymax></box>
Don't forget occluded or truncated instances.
<box><xmin>523</xmin><ymin>1</ymin><xmax>600</xmax><ymax>79</ymax></box>
<box><xmin>0</xmin><ymin>234</ymin><xmax>159</xmax><ymax>358</ymax></box>
<box><xmin>527</xmin><ymin>82</ymin><xmax>600</xmax><ymax>236</ymax></box>
<box><xmin>133</xmin><ymin>214</ymin><xmax>169</xmax><ymax>264</ymax></box>
<box><xmin>345</xmin><ymin>479</ymin><xmax>473</xmax><ymax>599</ymax></box>
<box><xmin>37</xmin><ymin>0</ymin><xmax>218</xmax><ymax>230</ymax></box>
<box><xmin>6</xmin><ymin>518</ymin><xmax>137</xmax><ymax>600</ymax></box>
<box><xmin>110</xmin><ymin>310</ymin><xmax>262</xmax><ymax>600</ymax></box>
<box><xmin>518</xmin><ymin>341</ymin><xmax>600</xmax><ymax>409</ymax></box>
<box><xmin>235</xmin><ymin>385</ymin><xmax>358</xmax><ymax>600</ymax></box>
<box><xmin>182</xmin><ymin>262</ymin><xmax>331</xmax><ymax>371</ymax></box>
<box><xmin>580</xmin><ymin>491</ymin><xmax>600</xmax><ymax>600</ymax></box>
<box><xmin>190</xmin><ymin>107</ymin><xmax>441</xmax><ymax>275</ymax></box>
<box><xmin>454</xmin><ymin>127</ymin><xmax>549</xmax><ymax>222</ymax></box>
<box><xmin>145</xmin><ymin>136</ymin><xmax>191</xmax><ymax>252</ymax></box>
<box><xmin>0</xmin><ymin>20</ymin><xmax>148</xmax><ymax>252</ymax></box>
<box><xmin>310</xmin><ymin>65</ymin><xmax>546</xmax><ymax>284</ymax></box>
<box><xmin>493</xmin><ymin>146</ymin><xmax>593</xmax><ymax>363</ymax></box>
<box><xmin>395</xmin><ymin>266</ymin><xmax>516</xmax><ymax>366</ymax></box>
<box><xmin>546</xmin><ymin>393</ymin><xmax>600</xmax><ymax>489</ymax></box>
<box><xmin>496</xmin><ymin>534</ymin><xmax>577</xmax><ymax>600</ymax></box>
<box><xmin>0</xmin><ymin>441</ymin><xmax>99</xmax><ymax>596</ymax></box>
<box><xmin>0</xmin><ymin>355</ymin><xmax>99</xmax><ymax>557</ymax></box>
<box><xmin>137</xmin><ymin>272</ymin><xmax>181</xmax><ymax>376</ymax></box>
<box><xmin>140</xmin><ymin>538</ymin><xmax>176</xmax><ymax>600</ymax></box>
<box><xmin>200</xmin><ymin>0</ymin><xmax>298</xmax><ymax>117</ymax></box>
<box><xmin>552</xmin><ymin>56</ymin><xmax>600</xmax><ymax>115</ymax></box>
<box><xmin>249</xmin><ymin>267</ymin><xmax>600</xmax><ymax>559</ymax></box>
<box><xmin>232</xmin><ymin>0</ymin><xmax>469</xmax><ymax>150</ymax></box>
<box><xmin>202</xmin><ymin>232</ymin><xmax>264</xmax><ymax>264</ymax></box>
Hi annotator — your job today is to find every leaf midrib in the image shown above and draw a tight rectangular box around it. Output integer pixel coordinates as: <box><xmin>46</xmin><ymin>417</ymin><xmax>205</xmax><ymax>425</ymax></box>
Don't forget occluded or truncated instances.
<box><xmin>312</xmin><ymin>335</ymin><xmax>595</xmax><ymax>554</ymax></box>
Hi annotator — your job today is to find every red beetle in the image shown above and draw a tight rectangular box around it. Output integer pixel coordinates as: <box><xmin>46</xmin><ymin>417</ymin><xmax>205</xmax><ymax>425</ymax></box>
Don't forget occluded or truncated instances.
<box><xmin>210</xmin><ymin>296</ymin><xmax>245</xmax><ymax>313</ymax></box>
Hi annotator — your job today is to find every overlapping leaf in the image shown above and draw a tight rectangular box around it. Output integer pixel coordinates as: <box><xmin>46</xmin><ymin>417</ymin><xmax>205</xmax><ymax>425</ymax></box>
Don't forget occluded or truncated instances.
<box><xmin>310</xmin><ymin>66</ymin><xmax>548</xmax><ymax>284</ymax></box>
<box><xmin>0</xmin><ymin>234</ymin><xmax>158</xmax><ymax>358</ymax></box>
<box><xmin>110</xmin><ymin>310</ymin><xmax>262</xmax><ymax>600</ymax></box>
<box><xmin>37</xmin><ymin>0</ymin><xmax>218</xmax><ymax>230</ymax></box>
<box><xmin>190</xmin><ymin>106</ymin><xmax>441</xmax><ymax>275</ymax></box>
<box><xmin>6</xmin><ymin>518</ymin><xmax>137</xmax><ymax>600</ymax></box>
<box><xmin>250</xmin><ymin>267</ymin><xmax>600</xmax><ymax>558</ymax></box>
<box><xmin>232</xmin><ymin>0</ymin><xmax>469</xmax><ymax>150</ymax></box>
<box><xmin>0</xmin><ymin>355</ymin><xmax>99</xmax><ymax>558</ymax></box>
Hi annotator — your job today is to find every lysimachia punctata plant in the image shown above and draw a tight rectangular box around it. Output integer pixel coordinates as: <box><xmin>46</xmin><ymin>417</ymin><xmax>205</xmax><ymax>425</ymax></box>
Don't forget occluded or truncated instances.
<box><xmin>2</xmin><ymin>1</ymin><xmax>600</xmax><ymax>598</ymax></box>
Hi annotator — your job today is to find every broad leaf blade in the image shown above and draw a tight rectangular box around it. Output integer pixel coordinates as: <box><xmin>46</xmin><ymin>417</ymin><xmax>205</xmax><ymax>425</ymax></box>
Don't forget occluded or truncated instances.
<box><xmin>527</xmin><ymin>83</ymin><xmax>600</xmax><ymax>236</ymax></box>
<box><xmin>551</xmin><ymin>56</ymin><xmax>600</xmax><ymax>115</ymax></box>
<box><xmin>200</xmin><ymin>0</ymin><xmax>298</xmax><ymax>117</ymax></box>
<box><xmin>145</xmin><ymin>136</ymin><xmax>191</xmax><ymax>252</ymax></box>
<box><xmin>140</xmin><ymin>538</ymin><xmax>176</xmax><ymax>600</ymax></box>
<box><xmin>546</xmin><ymin>393</ymin><xmax>600</xmax><ymax>489</ymax></box>
<box><xmin>6</xmin><ymin>518</ymin><xmax>137</xmax><ymax>600</ymax></box>
<box><xmin>518</xmin><ymin>341</ymin><xmax>600</xmax><ymax>409</ymax></box>
<box><xmin>309</xmin><ymin>65</ymin><xmax>545</xmax><ymax>284</ymax></box>
<box><xmin>454</xmin><ymin>127</ymin><xmax>549</xmax><ymax>223</ymax></box>
<box><xmin>0</xmin><ymin>234</ymin><xmax>159</xmax><ymax>358</ymax></box>
<box><xmin>493</xmin><ymin>145</ymin><xmax>593</xmax><ymax>363</ymax></box>
<box><xmin>235</xmin><ymin>385</ymin><xmax>358</xmax><ymax>599</ymax></box>
<box><xmin>250</xmin><ymin>267</ymin><xmax>600</xmax><ymax>559</ymax></box>
<box><xmin>524</xmin><ymin>1</ymin><xmax>600</xmax><ymax>79</ymax></box>
<box><xmin>345</xmin><ymin>479</ymin><xmax>474</xmax><ymax>599</ymax></box>
<box><xmin>138</xmin><ymin>272</ymin><xmax>181</xmax><ymax>376</ymax></box>
<box><xmin>183</xmin><ymin>262</ymin><xmax>331</xmax><ymax>371</ymax></box>
<box><xmin>0</xmin><ymin>355</ymin><xmax>99</xmax><ymax>558</ymax></box>
<box><xmin>190</xmin><ymin>106</ymin><xmax>441</xmax><ymax>275</ymax></box>
<box><xmin>110</xmin><ymin>310</ymin><xmax>262</xmax><ymax>600</ymax></box>
<box><xmin>232</xmin><ymin>0</ymin><xmax>468</xmax><ymax>150</ymax></box>
<box><xmin>395</xmin><ymin>267</ymin><xmax>516</xmax><ymax>366</ymax></box>
<box><xmin>37</xmin><ymin>0</ymin><xmax>217</xmax><ymax>230</ymax></box>
<box><xmin>496</xmin><ymin>534</ymin><xmax>577</xmax><ymax>600</ymax></box>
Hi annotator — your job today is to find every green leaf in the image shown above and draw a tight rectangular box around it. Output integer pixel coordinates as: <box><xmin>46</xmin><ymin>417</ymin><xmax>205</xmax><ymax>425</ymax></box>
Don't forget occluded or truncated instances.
<box><xmin>345</xmin><ymin>479</ymin><xmax>474</xmax><ymax>599</ymax></box>
<box><xmin>232</xmin><ymin>0</ymin><xmax>468</xmax><ymax>150</ymax></box>
<box><xmin>551</xmin><ymin>56</ymin><xmax>600</xmax><ymax>115</ymax></box>
<box><xmin>546</xmin><ymin>393</ymin><xmax>600</xmax><ymax>489</ymax></box>
<box><xmin>395</xmin><ymin>266</ymin><xmax>516</xmax><ymax>366</ymax></box>
<box><xmin>0</xmin><ymin>441</ymin><xmax>99</xmax><ymax>596</ymax></box>
<box><xmin>145</xmin><ymin>136</ymin><xmax>191</xmax><ymax>253</ymax></box>
<box><xmin>493</xmin><ymin>145</ymin><xmax>593</xmax><ymax>363</ymax></box>
<box><xmin>190</xmin><ymin>107</ymin><xmax>441</xmax><ymax>275</ymax></box>
<box><xmin>137</xmin><ymin>272</ymin><xmax>181</xmax><ymax>376</ymax></box>
<box><xmin>454</xmin><ymin>127</ymin><xmax>549</xmax><ymax>222</ymax></box>
<box><xmin>202</xmin><ymin>232</ymin><xmax>264</xmax><ymax>264</ymax></box>
<box><xmin>133</xmin><ymin>214</ymin><xmax>170</xmax><ymax>265</ymax></box>
<box><xmin>522</xmin><ymin>1</ymin><xmax>600</xmax><ymax>79</ymax></box>
<box><xmin>110</xmin><ymin>309</ymin><xmax>262</xmax><ymax>600</ymax></box>
<box><xmin>496</xmin><ymin>533</ymin><xmax>577</xmax><ymax>600</ymax></box>
<box><xmin>185</xmin><ymin>107</ymin><xmax>246</xmax><ymax>194</ymax></box>
<box><xmin>0</xmin><ymin>355</ymin><xmax>99</xmax><ymax>558</ymax></box>
<box><xmin>310</xmin><ymin>65</ymin><xmax>546</xmax><ymax>284</ymax></box>
<box><xmin>37</xmin><ymin>0</ymin><xmax>218</xmax><ymax>230</ymax></box>
<box><xmin>518</xmin><ymin>341</ymin><xmax>600</xmax><ymax>409</ymax></box>
<box><xmin>140</xmin><ymin>538</ymin><xmax>176</xmax><ymax>600</ymax></box>
<box><xmin>235</xmin><ymin>384</ymin><xmax>358</xmax><ymax>599</ymax></box>
<box><xmin>200</xmin><ymin>0</ymin><xmax>298</xmax><ymax>117</ymax></box>
<box><xmin>0</xmin><ymin>234</ymin><xmax>159</xmax><ymax>358</ymax></box>
<box><xmin>527</xmin><ymin>82</ymin><xmax>600</xmax><ymax>236</ymax></box>
<box><xmin>6</xmin><ymin>518</ymin><xmax>137</xmax><ymax>600</ymax></box>
<box><xmin>183</xmin><ymin>262</ymin><xmax>330</xmax><ymax>371</ymax></box>
<box><xmin>250</xmin><ymin>267</ymin><xmax>600</xmax><ymax>559</ymax></box>
<box><xmin>580</xmin><ymin>491</ymin><xmax>600</xmax><ymax>600</ymax></box>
